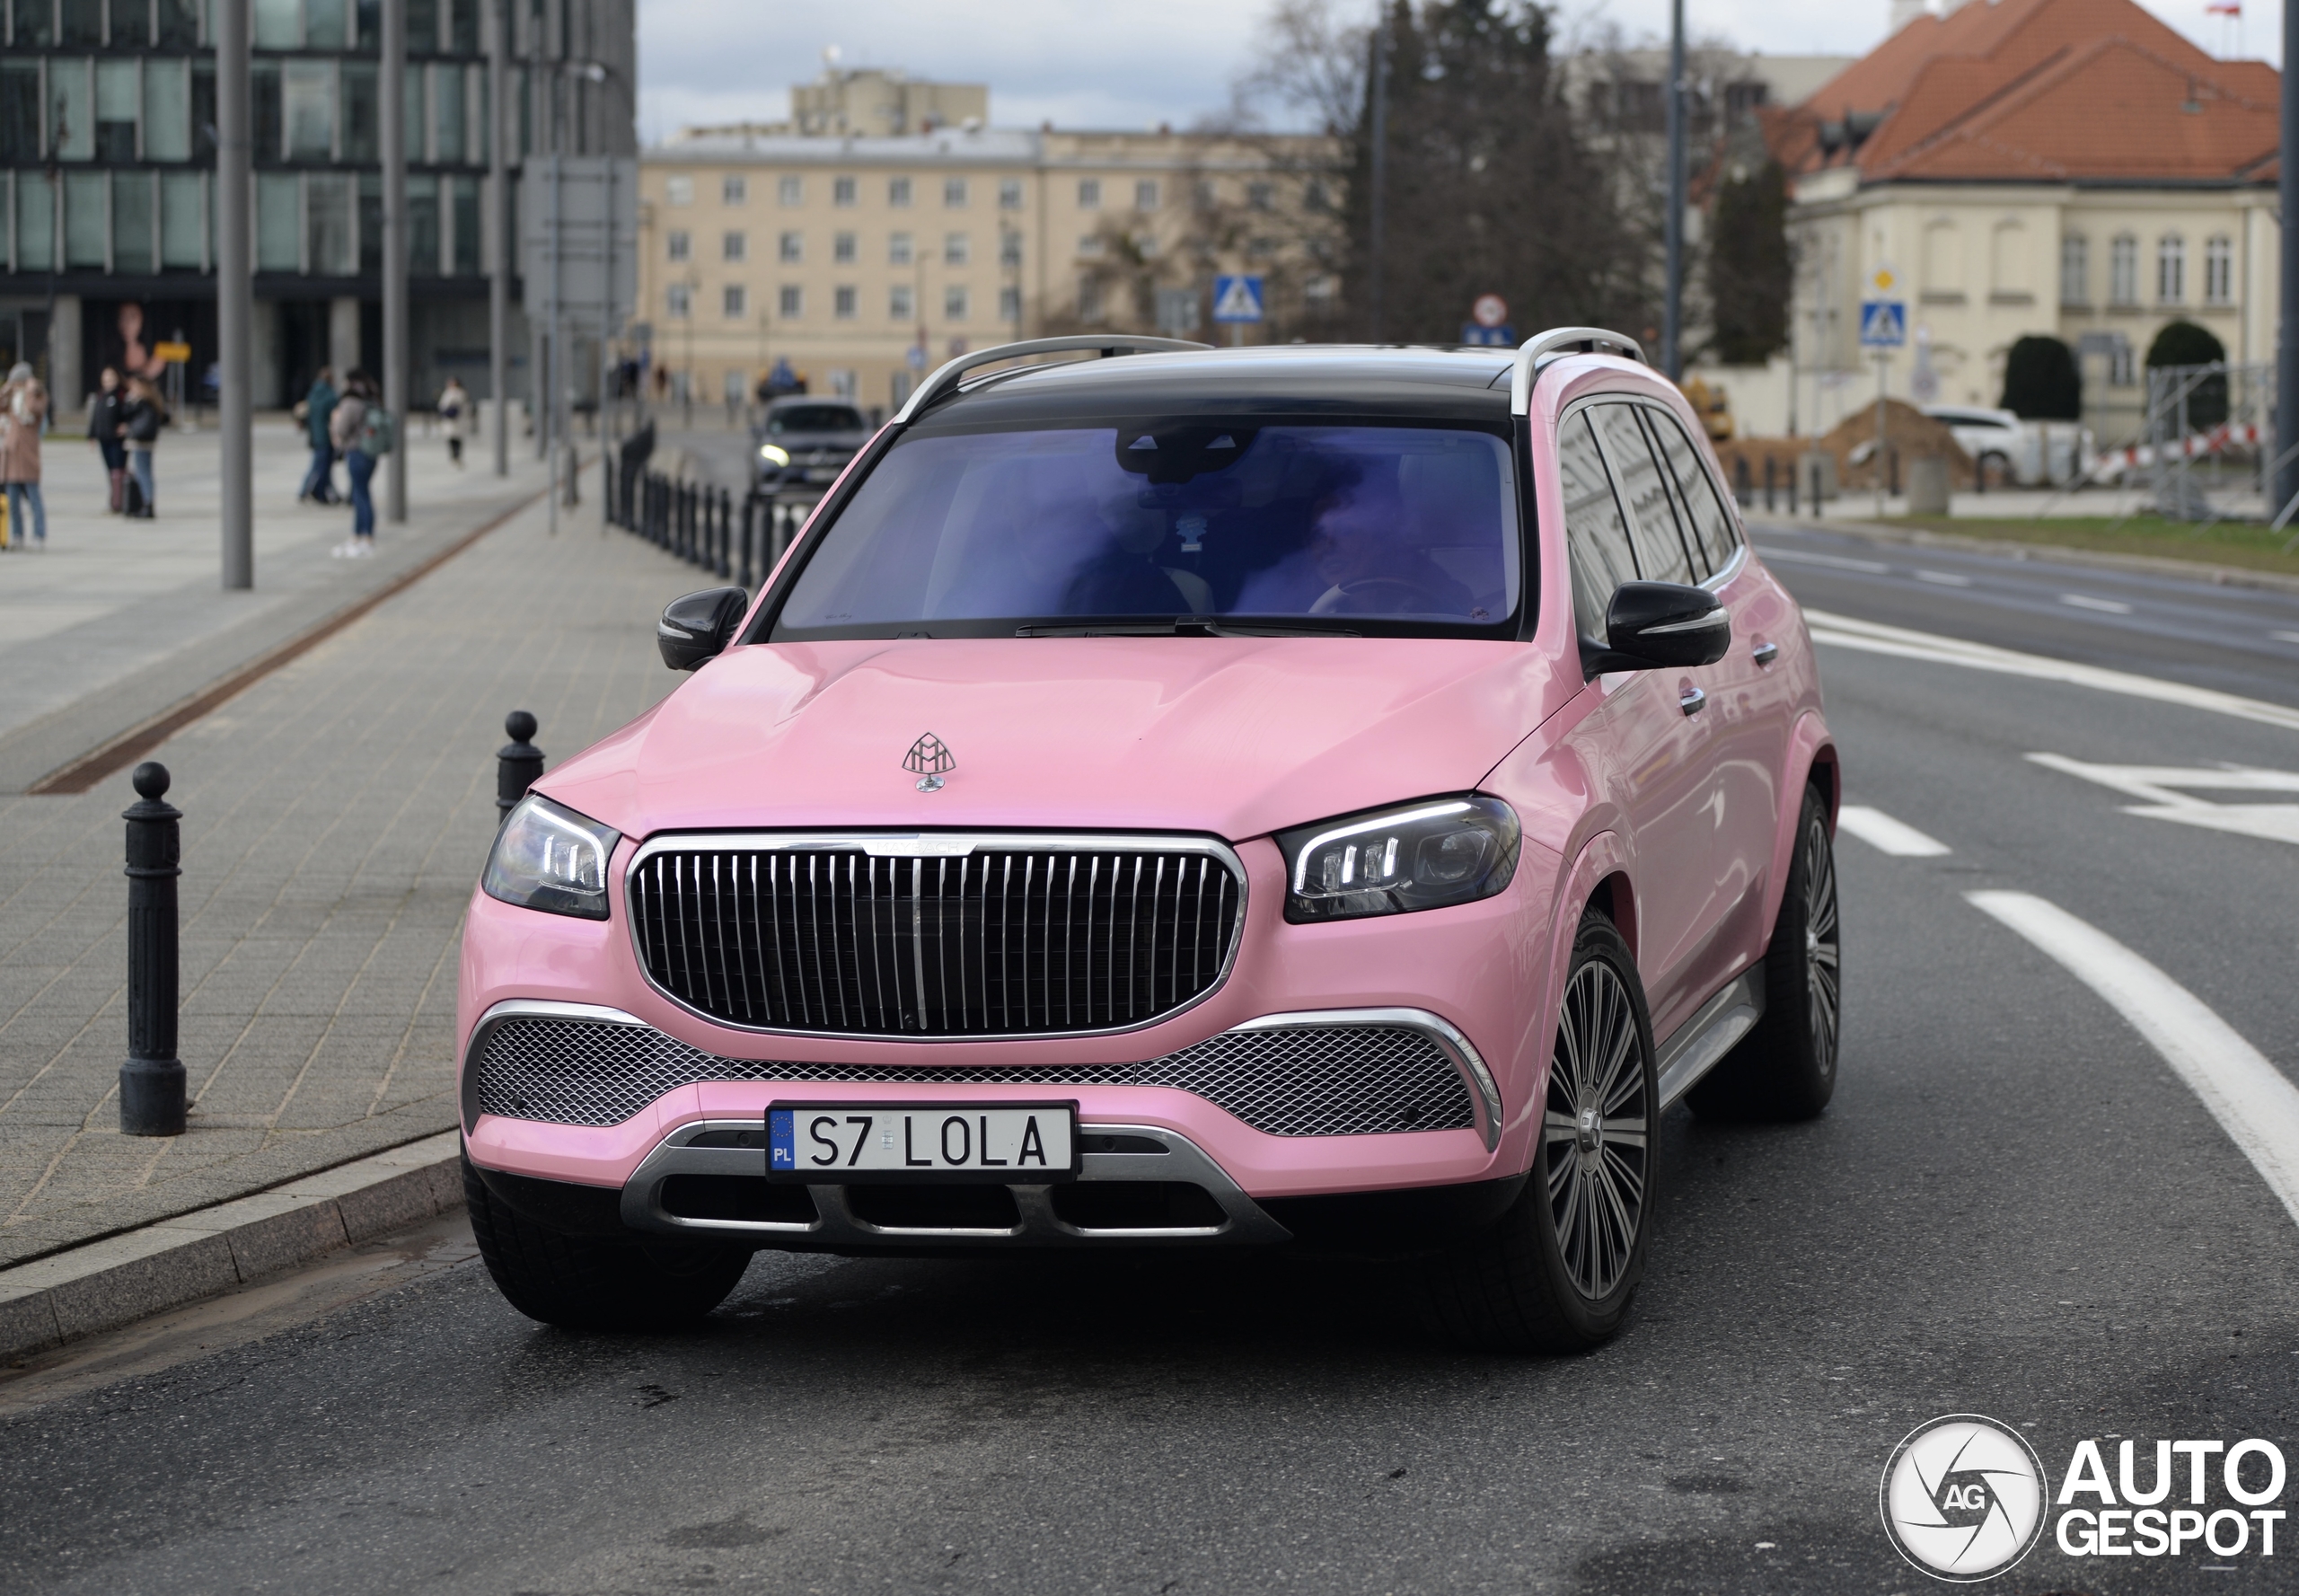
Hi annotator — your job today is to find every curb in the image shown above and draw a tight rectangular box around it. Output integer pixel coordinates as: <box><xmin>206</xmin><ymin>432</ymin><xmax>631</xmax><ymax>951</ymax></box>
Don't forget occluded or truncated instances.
<box><xmin>1748</xmin><ymin>514</ymin><xmax>2299</xmax><ymax>596</ymax></box>
<box><xmin>0</xmin><ymin>1132</ymin><xmax>462</xmax><ymax>1361</ymax></box>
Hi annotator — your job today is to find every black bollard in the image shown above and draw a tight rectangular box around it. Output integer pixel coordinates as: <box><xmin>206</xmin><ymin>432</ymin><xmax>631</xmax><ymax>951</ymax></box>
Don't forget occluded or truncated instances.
<box><xmin>739</xmin><ymin>494</ymin><xmax>755</xmax><ymax>588</ymax></box>
<box><xmin>498</xmin><ymin>710</ymin><xmax>543</xmax><ymax>820</ymax></box>
<box><xmin>120</xmin><ymin>762</ymin><xmax>186</xmax><ymax>1136</ymax></box>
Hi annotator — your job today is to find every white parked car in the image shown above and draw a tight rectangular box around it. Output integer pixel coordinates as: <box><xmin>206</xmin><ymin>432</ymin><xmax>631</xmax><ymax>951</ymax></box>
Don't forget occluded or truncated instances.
<box><xmin>1922</xmin><ymin>405</ymin><xmax>2090</xmax><ymax>488</ymax></box>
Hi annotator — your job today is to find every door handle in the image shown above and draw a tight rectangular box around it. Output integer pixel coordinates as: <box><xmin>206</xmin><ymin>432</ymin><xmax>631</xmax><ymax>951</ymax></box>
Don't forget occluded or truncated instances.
<box><xmin>1751</xmin><ymin>641</ymin><xmax>1779</xmax><ymax>666</ymax></box>
<box><xmin>1678</xmin><ymin>685</ymin><xmax>1708</xmax><ymax>717</ymax></box>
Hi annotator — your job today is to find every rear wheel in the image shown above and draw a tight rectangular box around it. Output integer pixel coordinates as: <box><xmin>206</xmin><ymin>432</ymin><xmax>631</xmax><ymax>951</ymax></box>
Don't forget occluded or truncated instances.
<box><xmin>1418</xmin><ymin>909</ymin><xmax>1655</xmax><ymax>1353</ymax></box>
<box><xmin>463</xmin><ymin>1157</ymin><xmax>753</xmax><ymax>1331</ymax></box>
<box><xmin>1687</xmin><ymin>785</ymin><xmax>1840</xmax><ymax>1120</ymax></box>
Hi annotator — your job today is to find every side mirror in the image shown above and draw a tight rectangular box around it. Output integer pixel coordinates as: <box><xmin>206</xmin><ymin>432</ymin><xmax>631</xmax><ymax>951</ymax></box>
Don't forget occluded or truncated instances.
<box><xmin>657</xmin><ymin>586</ymin><xmax>749</xmax><ymax>672</ymax></box>
<box><xmin>1581</xmin><ymin>581</ymin><xmax>1730</xmax><ymax>677</ymax></box>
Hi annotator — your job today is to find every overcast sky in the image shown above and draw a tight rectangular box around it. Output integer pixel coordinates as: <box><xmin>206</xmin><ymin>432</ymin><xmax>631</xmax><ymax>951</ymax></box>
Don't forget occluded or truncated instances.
<box><xmin>636</xmin><ymin>0</ymin><xmax>2273</xmax><ymax>145</ymax></box>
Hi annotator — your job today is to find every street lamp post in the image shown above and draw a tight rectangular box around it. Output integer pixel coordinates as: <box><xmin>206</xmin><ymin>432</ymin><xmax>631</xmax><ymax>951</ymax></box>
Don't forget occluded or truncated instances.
<box><xmin>381</xmin><ymin>0</ymin><xmax>409</xmax><ymax>524</ymax></box>
<box><xmin>1661</xmin><ymin>0</ymin><xmax>1687</xmax><ymax>381</ymax></box>
<box><xmin>488</xmin><ymin>0</ymin><xmax>509</xmax><ymax>477</ymax></box>
<box><xmin>215</xmin><ymin>0</ymin><xmax>251</xmax><ymax>588</ymax></box>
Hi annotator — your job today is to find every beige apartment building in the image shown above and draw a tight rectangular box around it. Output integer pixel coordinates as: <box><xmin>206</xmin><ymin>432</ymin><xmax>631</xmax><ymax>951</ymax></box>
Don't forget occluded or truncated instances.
<box><xmin>635</xmin><ymin>71</ymin><xmax>1334</xmax><ymax>418</ymax></box>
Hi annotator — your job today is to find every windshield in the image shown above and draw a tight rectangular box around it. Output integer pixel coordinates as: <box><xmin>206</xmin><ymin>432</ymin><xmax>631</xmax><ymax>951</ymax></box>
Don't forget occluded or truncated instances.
<box><xmin>774</xmin><ymin>422</ymin><xmax>1520</xmax><ymax>638</ymax></box>
<box><xmin>769</xmin><ymin>404</ymin><xmax>867</xmax><ymax>436</ymax></box>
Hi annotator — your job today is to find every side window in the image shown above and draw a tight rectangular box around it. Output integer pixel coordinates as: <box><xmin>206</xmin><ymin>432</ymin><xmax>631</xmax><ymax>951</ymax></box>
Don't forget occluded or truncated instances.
<box><xmin>1589</xmin><ymin>402</ymin><xmax>1696</xmax><ymax>586</ymax></box>
<box><xmin>1645</xmin><ymin>408</ymin><xmax>1741</xmax><ymax>576</ymax></box>
<box><xmin>1556</xmin><ymin>411</ymin><xmax>1639</xmax><ymax>639</ymax></box>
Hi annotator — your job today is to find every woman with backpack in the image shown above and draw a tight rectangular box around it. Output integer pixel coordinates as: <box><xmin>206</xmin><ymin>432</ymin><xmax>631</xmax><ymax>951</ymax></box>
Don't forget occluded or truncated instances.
<box><xmin>330</xmin><ymin>369</ymin><xmax>382</xmax><ymax>557</ymax></box>
<box><xmin>120</xmin><ymin>375</ymin><xmax>165</xmax><ymax>518</ymax></box>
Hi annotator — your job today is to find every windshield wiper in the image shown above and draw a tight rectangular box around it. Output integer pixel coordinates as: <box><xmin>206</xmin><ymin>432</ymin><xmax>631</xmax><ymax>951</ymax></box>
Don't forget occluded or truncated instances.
<box><xmin>1013</xmin><ymin>618</ymin><xmax>1361</xmax><ymax>639</ymax></box>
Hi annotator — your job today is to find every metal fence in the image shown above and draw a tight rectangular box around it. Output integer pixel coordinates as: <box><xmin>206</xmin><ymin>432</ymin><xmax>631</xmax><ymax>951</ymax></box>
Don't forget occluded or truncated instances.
<box><xmin>2140</xmin><ymin>360</ymin><xmax>2275</xmax><ymax>525</ymax></box>
<box><xmin>603</xmin><ymin>438</ymin><xmax>810</xmax><ymax>590</ymax></box>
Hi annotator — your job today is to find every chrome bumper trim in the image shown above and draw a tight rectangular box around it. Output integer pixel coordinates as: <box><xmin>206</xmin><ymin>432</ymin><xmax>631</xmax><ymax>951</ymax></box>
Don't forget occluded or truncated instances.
<box><xmin>1230</xmin><ymin>1007</ymin><xmax>1502</xmax><ymax>1151</ymax></box>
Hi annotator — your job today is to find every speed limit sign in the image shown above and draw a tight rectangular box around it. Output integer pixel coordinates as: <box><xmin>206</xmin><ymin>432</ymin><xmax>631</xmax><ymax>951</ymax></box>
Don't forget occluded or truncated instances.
<box><xmin>1472</xmin><ymin>294</ymin><xmax>1509</xmax><ymax>329</ymax></box>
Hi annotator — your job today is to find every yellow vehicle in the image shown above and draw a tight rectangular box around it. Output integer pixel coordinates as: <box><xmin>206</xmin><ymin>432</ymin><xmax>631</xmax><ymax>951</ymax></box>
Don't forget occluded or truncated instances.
<box><xmin>1679</xmin><ymin>375</ymin><xmax>1733</xmax><ymax>443</ymax></box>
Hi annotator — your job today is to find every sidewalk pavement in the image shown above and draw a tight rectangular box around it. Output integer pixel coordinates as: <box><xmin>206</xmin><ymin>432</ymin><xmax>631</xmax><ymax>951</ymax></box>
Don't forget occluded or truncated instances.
<box><xmin>0</xmin><ymin>478</ymin><xmax>700</xmax><ymax>1272</ymax></box>
<box><xmin>0</xmin><ymin>414</ymin><xmax>580</xmax><ymax>794</ymax></box>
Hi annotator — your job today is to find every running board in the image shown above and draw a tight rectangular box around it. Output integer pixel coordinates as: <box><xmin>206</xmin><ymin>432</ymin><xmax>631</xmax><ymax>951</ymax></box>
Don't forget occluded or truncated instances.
<box><xmin>1655</xmin><ymin>971</ymin><xmax>1766</xmax><ymax>1109</ymax></box>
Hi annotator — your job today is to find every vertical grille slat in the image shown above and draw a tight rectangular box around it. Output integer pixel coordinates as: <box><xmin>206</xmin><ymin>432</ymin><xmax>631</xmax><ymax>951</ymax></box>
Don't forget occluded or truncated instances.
<box><xmin>630</xmin><ymin>842</ymin><xmax>1239</xmax><ymax>1037</ymax></box>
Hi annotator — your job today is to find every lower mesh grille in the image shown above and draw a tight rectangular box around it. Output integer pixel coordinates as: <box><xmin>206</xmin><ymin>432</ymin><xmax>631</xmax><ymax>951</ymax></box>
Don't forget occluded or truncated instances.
<box><xmin>473</xmin><ymin>1015</ymin><xmax>1475</xmax><ymax>1138</ymax></box>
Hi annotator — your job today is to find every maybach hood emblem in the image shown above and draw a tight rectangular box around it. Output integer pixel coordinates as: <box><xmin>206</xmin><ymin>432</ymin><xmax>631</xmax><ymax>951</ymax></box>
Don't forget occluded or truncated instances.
<box><xmin>904</xmin><ymin>733</ymin><xmax>956</xmax><ymax>792</ymax></box>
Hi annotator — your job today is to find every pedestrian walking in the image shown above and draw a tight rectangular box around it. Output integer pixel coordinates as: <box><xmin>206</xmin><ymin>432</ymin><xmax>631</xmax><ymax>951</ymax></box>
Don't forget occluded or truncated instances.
<box><xmin>330</xmin><ymin>369</ymin><xmax>388</xmax><ymax>558</ymax></box>
<box><xmin>0</xmin><ymin>362</ymin><xmax>48</xmax><ymax>551</ymax></box>
<box><xmin>297</xmin><ymin>366</ymin><xmax>339</xmax><ymax>504</ymax></box>
<box><xmin>120</xmin><ymin>375</ymin><xmax>166</xmax><ymax>518</ymax></box>
<box><xmin>88</xmin><ymin>366</ymin><xmax>128</xmax><ymax>513</ymax></box>
<box><xmin>436</xmin><ymin>376</ymin><xmax>469</xmax><ymax>467</ymax></box>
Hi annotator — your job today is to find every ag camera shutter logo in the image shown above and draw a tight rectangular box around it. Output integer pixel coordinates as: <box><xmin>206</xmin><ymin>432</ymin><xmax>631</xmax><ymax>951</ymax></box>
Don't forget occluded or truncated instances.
<box><xmin>1880</xmin><ymin>1415</ymin><xmax>2049</xmax><ymax>1582</ymax></box>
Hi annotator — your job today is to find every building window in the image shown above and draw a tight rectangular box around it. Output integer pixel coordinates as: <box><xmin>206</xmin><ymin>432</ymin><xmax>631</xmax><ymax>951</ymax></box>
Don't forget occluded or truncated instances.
<box><xmin>1078</xmin><ymin>234</ymin><xmax>1105</xmax><ymax>259</ymax></box>
<box><xmin>889</xmin><ymin>231</ymin><xmax>913</xmax><ymax>266</ymax></box>
<box><xmin>833</xmin><ymin>175</ymin><xmax>856</xmax><ymax>207</ymax></box>
<box><xmin>889</xmin><ymin>176</ymin><xmax>913</xmax><ymax>207</ymax></box>
<box><xmin>723</xmin><ymin>284</ymin><xmax>745</xmax><ymax>318</ymax></box>
<box><xmin>835</xmin><ymin>285</ymin><xmax>858</xmax><ymax>319</ymax></box>
<box><xmin>1078</xmin><ymin>274</ymin><xmax>1104</xmax><ymax>322</ymax></box>
<box><xmin>945</xmin><ymin>231</ymin><xmax>970</xmax><ymax>265</ymax></box>
<box><xmin>780</xmin><ymin>285</ymin><xmax>802</xmax><ymax>319</ymax></box>
<box><xmin>2157</xmin><ymin>234</ymin><xmax>2185</xmax><ymax>304</ymax></box>
<box><xmin>2059</xmin><ymin>234</ymin><xmax>2088</xmax><ymax>304</ymax></box>
<box><xmin>666</xmin><ymin>229</ymin><xmax>691</xmax><ymax>263</ymax></box>
<box><xmin>2110</xmin><ymin>234</ymin><xmax>2138</xmax><ymax>305</ymax></box>
<box><xmin>666</xmin><ymin>283</ymin><xmax>691</xmax><ymax>318</ymax></box>
<box><xmin>779</xmin><ymin>175</ymin><xmax>803</xmax><ymax>206</ymax></box>
<box><xmin>831</xmin><ymin>369</ymin><xmax>859</xmax><ymax>399</ymax></box>
<box><xmin>1078</xmin><ymin>178</ymin><xmax>1101</xmax><ymax>208</ymax></box>
<box><xmin>1247</xmin><ymin>181</ymin><xmax>1274</xmax><ymax>212</ymax></box>
<box><xmin>2110</xmin><ymin>343</ymin><xmax>2136</xmax><ymax>386</ymax></box>
<box><xmin>779</xmin><ymin>230</ymin><xmax>802</xmax><ymax>263</ymax></box>
<box><xmin>1000</xmin><ymin>230</ymin><xmax>1022</xmax><ymax>268</ymax></box>
<box><xmin>722</xmin><ymin>175</ymin><xmax>746</xmax><ymax>205</ymax></box>
<box><xmin>944</xmin><ymin>177</ymin><xmax>967</xmax><ymax>207</ymax></box>
<box><xmin>665</xmin><ymin>175</ymin><xmax>693</xmax><ymax>206</ymax></box>
<box><xmin>890</xmin><ymin>283</ymin><xmax>915</xmax><ymax>320</ymax></box>
<box><xmin>723</xmin><ymin>231</ymin><xmax>746</xmax><ymax>262</ymax></box>
<box><xmin>1000</xmin><ymin>179</ymin><xmax>1024</xmax><ymax>209</ymax></box>
<box><xmin>945</xmin><ymin>285</ymin><xmax>969</xmax><ymax>320</ymax></box>
<box><xmin>833</xmin><ymin>231</ymin><xmax>856</xmax><ymax>264</ymax></box>
<box><xmin>725</xmin><ymin>370</ymin><xmax>747</xmax><ymax>405</ymax></box>
<box><xmin>1000</xmin><ymin>286</ymin><xmax>1021</xmax><ymax>322</ymax></box>
<box><xmin>1194</xmin><ymin>180</ymin><xmax>1217</xmax><ymax>210</ymax></box>
<box><xmin>1134</xmin><ymin>180</ymin><xmax>1158</xmax><ymax>211</ymax></box>
<box><xmin>2206</xmin><ymin>234</ymin><xmax>2233</xmax><ymax>304</ymax></box>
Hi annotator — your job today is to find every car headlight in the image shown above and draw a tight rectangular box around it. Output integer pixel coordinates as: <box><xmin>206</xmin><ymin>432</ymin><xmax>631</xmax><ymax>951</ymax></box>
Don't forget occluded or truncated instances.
<box><xmin>482</xmin><ymin>795</ymin><xmax>621</xmax><ymax>920</ymax></box>
<box><xmin>1277</xmin><ymin>794</ymin><xmax>1519</xmax><ymax>923</ymax></box>
<box><xmin>758</xmin><ymin>444</ymin><xmax>790</xmax><ymax>468</ymax></box>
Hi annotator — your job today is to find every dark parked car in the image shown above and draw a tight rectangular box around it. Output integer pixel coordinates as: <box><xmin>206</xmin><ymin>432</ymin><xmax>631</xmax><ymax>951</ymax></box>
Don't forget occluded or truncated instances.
<box><xmin>754</xmin><ymin>397</ymin><xmax>872</xmax><ymax>492</ymax></box>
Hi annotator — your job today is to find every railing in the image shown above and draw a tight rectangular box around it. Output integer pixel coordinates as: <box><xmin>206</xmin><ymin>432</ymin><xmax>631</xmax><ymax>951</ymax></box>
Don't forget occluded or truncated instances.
<box><xmin>604</xmin><ymin>446</ymin><xmax>812</xmax><ymax>590</ymax></box>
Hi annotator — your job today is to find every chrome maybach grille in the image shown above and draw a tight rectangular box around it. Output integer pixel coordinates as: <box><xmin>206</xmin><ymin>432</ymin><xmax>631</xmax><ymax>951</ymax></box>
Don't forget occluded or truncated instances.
<box><xmin>473</xmin><ymin>1015</ymin><xmax>1476</xmax><ymax>1138</ymax></box>
<box><xmin>627</xmin><ymin>840</ymin><xmax>1244</xmax><ymax>1037</ymax></box>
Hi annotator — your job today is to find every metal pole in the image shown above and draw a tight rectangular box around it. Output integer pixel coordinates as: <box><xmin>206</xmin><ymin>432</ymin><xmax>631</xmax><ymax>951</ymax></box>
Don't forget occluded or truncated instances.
<box><xmin>488</xmin><ymin>0</ymin><xmax>509</xmax><ymax>477</ymax></box>
<box><xmin>1661</xmin><ymin>0</ymin><xmax>1687</xmax><ymax>380</ymax></box>
<box><xmin>215</xmin><ymin>0</ymin><xmax>252</xmax><ymax>589</ymax></box>
<box><xmin>1874</xmin><ymin>352</ymin><xmax>1888</xmax><ymax>520</ymax></box>
<box><xmin>547</xmin><ymin>146</ymin><xmax>560</xmax><ymax>535</ymax></box>
<box><xmin>1366</xmin><ymin>18</ymin><xmax>1388</xmax><ymax>343</ymax></box>
<box><xmin>2280</xmin><ymin>0</ymin><xmax>2299</xmax><ymax>516</ymax></box>
<box><xmin>381</xmin><ymin>0</ymin><xmax>408</xmax><ymax>524</ymax></box>
<box><xmin>119</xmin><ymin>763</ymin><xmax>185</xmax><ymax>1136</ymax></box>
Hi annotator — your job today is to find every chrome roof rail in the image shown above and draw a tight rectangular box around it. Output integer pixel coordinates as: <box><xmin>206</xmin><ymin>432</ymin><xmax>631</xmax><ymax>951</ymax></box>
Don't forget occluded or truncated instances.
<box><xmin>1508</xmin><ymin>326</ymin><xmax>1647</xmax><ymax>415</ymax></box>
<box><xmin>889</xmin><ymin>334</ymin><xmax>1214</xmax><ymax>426</ymax></box>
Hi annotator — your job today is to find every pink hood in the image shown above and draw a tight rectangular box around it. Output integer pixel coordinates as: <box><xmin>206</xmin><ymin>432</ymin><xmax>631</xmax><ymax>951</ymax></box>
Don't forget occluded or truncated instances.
<box><xmin>539</xmin><ymin>636</ymin><xmax>1572</xmax><ymax>842</ymax></box>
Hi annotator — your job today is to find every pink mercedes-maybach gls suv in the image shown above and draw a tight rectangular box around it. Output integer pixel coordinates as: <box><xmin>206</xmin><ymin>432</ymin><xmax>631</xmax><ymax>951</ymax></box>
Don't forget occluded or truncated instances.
<box><xmin>460</xmin><ymin>329</ymin><xmax>1839</xmax><ymax>1353</ymax></box>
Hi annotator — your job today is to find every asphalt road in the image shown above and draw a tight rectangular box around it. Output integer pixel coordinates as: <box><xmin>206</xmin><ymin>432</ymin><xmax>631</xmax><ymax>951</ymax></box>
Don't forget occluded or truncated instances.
<box><xmin>5</xmin><ymin>529</ymin><xmax>2299</xmax><ymax>1594</ymax></box>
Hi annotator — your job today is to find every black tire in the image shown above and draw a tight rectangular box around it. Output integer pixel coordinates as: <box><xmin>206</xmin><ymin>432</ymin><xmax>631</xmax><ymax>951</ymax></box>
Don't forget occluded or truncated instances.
<box><xmin>1686</xmin><ymin>785</ymin><xmax>1840</xmax><ymax>1121</ymax></box>
<box><xmin>1418</xmin><ymin>909</ymin><xmax>1656</xmax><ymax>1354</ymax></box>
<box><xmin>462</xmin><ymin>1156</ymin><xmax>753</xmax><ymax>1331</ymax></box>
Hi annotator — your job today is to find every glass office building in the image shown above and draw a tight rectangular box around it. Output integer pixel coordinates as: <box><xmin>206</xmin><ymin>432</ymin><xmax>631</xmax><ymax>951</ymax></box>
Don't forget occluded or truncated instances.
<box><xmin>0</xmin><ymin>0</ymin><xmax>632</xmax><ymax>413</ymax></box>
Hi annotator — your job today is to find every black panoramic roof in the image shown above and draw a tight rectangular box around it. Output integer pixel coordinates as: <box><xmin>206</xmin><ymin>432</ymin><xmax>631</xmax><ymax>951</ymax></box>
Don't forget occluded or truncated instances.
<box><xmin>912</xmin><ymin>345</ymin><xmax>1519</xmax><ymax>428</ymax></box>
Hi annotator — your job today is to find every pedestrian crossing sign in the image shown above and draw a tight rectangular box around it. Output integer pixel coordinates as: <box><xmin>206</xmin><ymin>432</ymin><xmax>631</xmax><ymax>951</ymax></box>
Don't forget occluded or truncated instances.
<box><xmin>1211</xmin><ymin>275</ymin><xmax>1265</xmax><ymax>323</ymax></box>
<box><xmin>1860</xmin><ymin>299</ymin><xmax>1907</xmax><ymax>348</ymax></box>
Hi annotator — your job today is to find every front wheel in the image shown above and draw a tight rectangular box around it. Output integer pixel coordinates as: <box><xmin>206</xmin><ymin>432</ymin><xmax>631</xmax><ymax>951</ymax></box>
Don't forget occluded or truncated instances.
<box><xmin>1418</xmin><ymin>909</ymin><xmax>1656</xmax><ymax>1353</ymax></box>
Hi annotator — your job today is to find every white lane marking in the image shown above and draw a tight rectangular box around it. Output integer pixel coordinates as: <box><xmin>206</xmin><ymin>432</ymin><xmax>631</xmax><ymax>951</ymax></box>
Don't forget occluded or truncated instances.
<box><xmin>1758</xmin><ymin>547</ymin><xmax>1892</xmax><ymax>574</ymax></box>
<box><xmin>2026</xmin><ymin>753</ymin><xmax>2299</xmax><ymax>846</ymax></box>
<box><xmin>2274</xmin><ymin>630</ymin><xmax>2299</xmax><ymax>646</ymax></box>
<box><xmin>1967</xmin><ymin>890</ymin><xmax>2299</xmax><ymax>1230</ymax></box>
<box><xmin>2060</xmin><ymin>593</ymin><xmax>2136</xmax><ymax>615</ymax></box>
<box><xmin>1801</xmin><ymin>609</ymin><xmax>2299</xmax><ymax>734</ymax></box>
<box><xmin>1836</xmin><ymin>805</ymin><xmax>1952</xmax><ymax>856</ymax></box>
<box><xmin>1916</xmin><ymin>569</ymin><xmax>1974</xmax><ymax>587</ymax></box>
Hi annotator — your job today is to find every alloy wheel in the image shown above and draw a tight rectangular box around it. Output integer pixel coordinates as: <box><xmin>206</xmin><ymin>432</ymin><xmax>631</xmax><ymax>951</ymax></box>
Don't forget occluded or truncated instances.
<box><xmin>1802</xmin><ymin>815</ymin><xmax>1841</xmax><ymax>1074</ymax></box>
<box><xmin>1543</xmin><ymin>957</ymin><xmax>1650</xmax><ymax>1301</ymax></box>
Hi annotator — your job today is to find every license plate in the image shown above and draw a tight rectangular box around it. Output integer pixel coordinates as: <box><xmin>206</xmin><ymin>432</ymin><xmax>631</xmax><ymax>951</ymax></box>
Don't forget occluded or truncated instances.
<box><xmin>767</xmin><ymin>1103</ymin><xmax>1078</xmax><ymax>1182</ymax></box>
